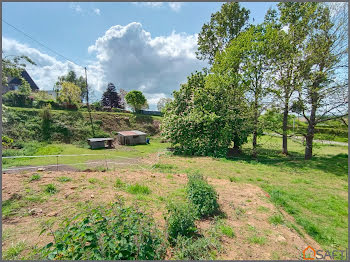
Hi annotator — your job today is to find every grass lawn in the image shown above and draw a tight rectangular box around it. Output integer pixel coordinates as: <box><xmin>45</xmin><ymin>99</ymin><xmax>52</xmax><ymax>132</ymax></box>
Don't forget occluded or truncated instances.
<box><xmin>2</xmin><ymin>137</ymin><xmax>170</xmax><ymax>169</ymax></box>
<box><xmin>2</xmin><ymin>134</ymin><xmax>348</xmax><ymax>259</ymax></box>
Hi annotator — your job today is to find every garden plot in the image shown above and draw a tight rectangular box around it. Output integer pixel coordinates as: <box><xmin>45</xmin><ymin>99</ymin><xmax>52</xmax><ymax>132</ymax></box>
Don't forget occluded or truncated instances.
<box><xmin>2</xmin><ymin>169</ymin><xmax>321</xmax><ymax>260</ymax></box>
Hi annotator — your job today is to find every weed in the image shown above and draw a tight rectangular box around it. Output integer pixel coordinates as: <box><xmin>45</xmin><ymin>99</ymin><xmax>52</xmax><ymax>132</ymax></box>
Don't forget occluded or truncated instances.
<box><xmin>126</xmin><ymin>184</ymin><xmax>151</xmax><ymax>195</ymax></box>
<box><xmin>3</xmin><ymin>241</ymin><xmax>26</xmax><ymax>260</ymax></box>
<box><xmin>57</xmin><ymin>176</ymin><xmax>72</xmax><ymax>182</ymax></box>
<box><xmin>29</xmin><ymin>173</ymin><xmax>41</xmax><ymax>182</ymax></box>
<box><xmin>44</xmin><ymin>184</ymin><xmax>58</xmax><ymax>194</ymax></box>
<box><xmin>218</xmin><ymin>224</ymin><xmax>235</xmax><ymax>238</ymax></box>
<box><xmin>269</xmin><ymin>214</ymin><xmax>284</xmax><ymax>225</ymax></box>
<box><xmin>88</xmin><ymin>178</ymin><xmax>99</xmax><ymax>184</ymax></box>
<box><xmin>40</xmin><ymin>201</ymin><xmax>166</xmax><ymax>260</ymax></box>
<box><xmin>229</xmin><ymin>176</ymin><xmax>239</xmax><ymax>182</ymax></box>
<box><xmin>257</xmin><ymin>206</ymin><xmax>270</xmax><ymax>212</ymax></box>
<box><xmin>166</xmin><ymin>202</ymin><xmax>197</xmax><ymax>244</ymax></box>
<box><xmin>248</xmin><ymin>235</ymin><xmax>266</xmax><ymax>245</ymax></box>
<box><xmin>173</xmin><ymin>235</ymin><xmax>220</xmax><ymax>260</ymax></box>
<box><xmin>114</xmin><ymin>178</ymin><xmax>125</xmax><ymax>189</ymax></box>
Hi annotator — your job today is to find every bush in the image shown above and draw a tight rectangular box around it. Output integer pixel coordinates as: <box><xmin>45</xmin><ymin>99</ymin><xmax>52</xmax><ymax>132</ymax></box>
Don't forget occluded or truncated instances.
<box><xmin>2</xmin><ymin>135</ymin><xmax>13</xmax><ymax>148</ymax></box>
<box><xmin>166</xmin><ymin>202</ymin><xmax>197</xmax><ymax>244</ymax></box>
<box><xmin>187</xmin><ymin>174</ymin><xmax>220</xmax><ymax>218</ymax></box>
<box><xmin>40</xmin><ymin>201</ymin><xmax>167</xmax><ymax>260</ymax></box>
<box><xmin>3</xmin><ymin>91</ymin><xmax>33</xmax><ymax>107</ymax></box>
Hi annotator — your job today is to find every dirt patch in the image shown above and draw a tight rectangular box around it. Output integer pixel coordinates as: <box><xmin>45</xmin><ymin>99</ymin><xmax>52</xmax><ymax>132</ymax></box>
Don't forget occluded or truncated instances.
<box><xmin>2</xmin><ymin>170</ymin><xmax>321</xmax><ymax>260</ymax></box>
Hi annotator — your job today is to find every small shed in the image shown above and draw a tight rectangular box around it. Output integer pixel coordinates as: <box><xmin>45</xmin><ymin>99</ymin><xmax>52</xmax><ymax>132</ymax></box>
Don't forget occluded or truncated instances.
<box><xmin>87</xmin><ymin>138</ymin><xmax>114</xmax><ymax>149</ymax></box>
<box><xmin>117</xmin><ymin>130</ymin><xmax>147</xmax><ymax>145</ymax></box>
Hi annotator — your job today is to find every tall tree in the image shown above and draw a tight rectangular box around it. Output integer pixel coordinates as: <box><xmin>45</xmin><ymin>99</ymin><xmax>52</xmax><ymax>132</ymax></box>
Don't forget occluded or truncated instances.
<box><xmin>264</xmin><ymin>2</ymin><xmax>314</xmax><ymax>155</ymax></box>
<box><xmin>57</xmin><ymin>81</ymin><xmax>81</xmax><ymax>107</ymax></box>
<box><xmin>297</xmin><ymin>3</ymin><xmax>348</xmax><ymax>159</ymax></box>
<box><xmin>55</xmin><ymin>70</ymin><xmax>87</xmax><ymax>102</ymax></box>
<box><xmin>196</xmin><ymin>2</ymin><xmax>250</xmax><ymax>64</ymax></box>
<box><xmin>220</xmin><ymin>25</ymin><xmax>271</xmax><ymax>157</ymax></box>
<box><xmin>101</xmin><ymin>83</ymin><xmax>122</xmax><ymax>108</ymax></box>
<box><xmin>125</xmin><ymin>90</ymin><xmax>148</xmax><ymax>112</ymax></box>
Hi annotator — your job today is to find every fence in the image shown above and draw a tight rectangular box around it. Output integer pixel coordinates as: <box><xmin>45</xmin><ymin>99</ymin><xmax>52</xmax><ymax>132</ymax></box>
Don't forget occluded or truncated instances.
<box><xmin>2</xmin><ymin>152</ymin><xmax>164</xmax><ymax>173</ymax></box>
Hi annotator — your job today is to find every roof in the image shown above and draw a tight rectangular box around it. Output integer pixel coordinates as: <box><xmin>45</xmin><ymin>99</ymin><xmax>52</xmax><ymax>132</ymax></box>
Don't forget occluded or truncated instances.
<box><xmin>117</xmin><ymin>130</ymin><xmax>147</xmax><ymax>136</ymax></box>
<box><xmin>8</xmin><ymin>70</ymin><xmax>39</xmax><ymax>91</ymax></box>
<box><xmin>87</xmin><ymin>138</ymin><xmax>114</xmax><ymax>142</ymax></box>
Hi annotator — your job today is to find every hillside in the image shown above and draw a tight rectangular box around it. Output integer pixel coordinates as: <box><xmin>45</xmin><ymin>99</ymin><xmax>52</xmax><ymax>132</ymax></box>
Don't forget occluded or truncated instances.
<box><xmin>2</xmin><ymin>107</ymin><xmax>161</xmax><ymax>144</ymax></box>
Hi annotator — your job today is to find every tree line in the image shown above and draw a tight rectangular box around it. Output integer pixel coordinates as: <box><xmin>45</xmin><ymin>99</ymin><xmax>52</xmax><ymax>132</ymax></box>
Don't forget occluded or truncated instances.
<box><xmin>162</xmin><ymin>2</ymin><xmax>348</xmax><ymax>160</ymax></box>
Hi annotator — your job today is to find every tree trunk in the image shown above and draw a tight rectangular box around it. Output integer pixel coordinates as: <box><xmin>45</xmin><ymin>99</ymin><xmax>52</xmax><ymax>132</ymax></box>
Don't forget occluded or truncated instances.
<box><xmin>305</xmin><ymin>102</ymin><xmax>317</xmax><ymax>160</ymax></box>
<box><xmin>282</xmin><ymin>98</ymin><xmax>289</xmax><ymax>155</ymax></box>
<box><xmin>252</xmin><ymin>130</ymin><xmax>257</xmax><ymax>158</ymax></box>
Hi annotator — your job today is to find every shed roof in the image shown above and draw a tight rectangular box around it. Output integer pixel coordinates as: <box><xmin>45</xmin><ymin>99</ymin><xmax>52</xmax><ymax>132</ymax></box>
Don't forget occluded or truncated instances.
<box><xmin>87</xmin><ymin>138</ymin><xmax>114</xmax><ymax>142</ymax></box>
<box><xmin>117</xmin><ymin>130</ymin><xmax>146</xmax><ymax>136</ymax></box>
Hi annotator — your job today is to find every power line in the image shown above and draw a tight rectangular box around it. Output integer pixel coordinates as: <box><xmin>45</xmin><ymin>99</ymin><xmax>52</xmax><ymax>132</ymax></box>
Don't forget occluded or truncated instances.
<box><xmin>2</xmin><ymin>19</ymin><xmax>84</xmax><ymax>68</ymax></box>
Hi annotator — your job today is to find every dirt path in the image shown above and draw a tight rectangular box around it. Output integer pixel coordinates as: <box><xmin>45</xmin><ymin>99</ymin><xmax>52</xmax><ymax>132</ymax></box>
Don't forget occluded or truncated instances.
<box><xmin>2</xmin><ymin>170</ymin><xmax>321</xmax><ymax>260</ymax></box>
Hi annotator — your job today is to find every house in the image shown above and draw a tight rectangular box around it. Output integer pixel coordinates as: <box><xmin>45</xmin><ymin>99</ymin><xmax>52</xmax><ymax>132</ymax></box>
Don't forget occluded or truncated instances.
<box><xmin>3</xmin><ymin>70</ymin><xmax>39</xmax><ymax>94</ymax></box>
<box><xmin>117</xmin><ymin>130</ymin><xmax>147</xmax><ymax>145</ymax></box>
<box><xmin>87</xmin><ymin>138</ymin><xmax>114</xmax><ymax>149</ymax></box>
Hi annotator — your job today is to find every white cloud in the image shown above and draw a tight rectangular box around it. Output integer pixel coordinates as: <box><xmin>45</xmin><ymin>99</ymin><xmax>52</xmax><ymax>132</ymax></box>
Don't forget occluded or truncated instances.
<box><xmin>88</xmin><ymin>22</ymin><xmax>206</xmax><ymax>108</ymax></box>
<box><xmin>2</xmin><ymin>37</ymin><xmax>103</xmax><ymax>97</ymax></box>
<box><xmin>70</xmin><ymin>3</ymin><xmax>82</xmax><ymax>13</ymax></box>
<box><xmin>3</xmin><ymin>22</ymin><xmax>205</xmax><ymax>109</ymax></box>
<box><xmin>132</xmin><ymin>2</ymin><xmax>184</xmax><ymax>12</ymax></box>
<box><xmin>94</xmin><ymin>8</ymin><xmax>101</xmax><ymax>15</ymax></box>
<box><xmin>168</xmin><ymin>3</ymin><xmax>183</xmax><ymax>12</ymax></box>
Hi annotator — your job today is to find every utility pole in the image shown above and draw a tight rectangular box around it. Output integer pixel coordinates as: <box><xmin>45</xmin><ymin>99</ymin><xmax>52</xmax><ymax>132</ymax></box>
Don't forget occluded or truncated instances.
<box><xmin>85</xmin><ymin>67</ymin><xmax>95</xmax><ymax>137</ymax></box>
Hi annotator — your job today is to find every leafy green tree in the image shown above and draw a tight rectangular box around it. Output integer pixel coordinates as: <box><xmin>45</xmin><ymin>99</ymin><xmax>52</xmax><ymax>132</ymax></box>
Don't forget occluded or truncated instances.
<box><xmin>296</xmin><ymin>3</ymin><xmax>348</xmax><ymax>159</ymax></box>
<box><xmin>55</xmin><ymin>70</ymin><xmax>87</xmax><ymax>102</ymax></box>
<box><xmin>101</xmin><ymin>83</ymin><xmax>123</xmax><ymax>108</ymax></box>
<box><xmin>162</xmin><ymin>71</ymin><xmax>250</xmax><ymax>157</ymax></box>
<box><xmin>57</xmin><ymin>81</ymin><xmax>81</xmax><ymax>108</ymax></box>
<box><xmin>218</xmin><ymin>24</ymin><xmax>271</xmax><ymax>157</ymax></box>
<box><xmin>196</xmin><ymin>2</ymin><xmax>250</xmax><ymax>64</ymax></box>
<box><xmin>2</xmin><ymin>54</ymin><xmax>36</xmax><ymax>87</ymax></box>
<box><xmin>264</xmin><ymin>2</ymin><xmax>316</xmax><ymax>155</ymax></box>
<box><xmin>125</xmin><ymin>90</ymin><xmax>148</xmax><ymax>112</ymax></box>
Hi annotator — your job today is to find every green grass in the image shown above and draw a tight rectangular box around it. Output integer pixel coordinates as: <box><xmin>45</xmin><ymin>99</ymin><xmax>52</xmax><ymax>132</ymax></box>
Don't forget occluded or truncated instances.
<box><xmin>88</xmin><ymin>178</ymin><xmax>99</xmax><ymax>184</ymax></box>
<box><xmin>269</xmin><ymin>214</ymin><xmax>284</xmax><ymax>225</ymax></box>
<box><xmin>3</xmin><ymin>241</ymin><xmax>27</xmax><ymax>260</ymax></box>
<box><xmin>126</xmin><ymin>184</ymin><xmax>151</xmax><ymax>195</ymax></box>
<box><xmin>2</xmin><ymin>138</ymin><xmax>170</xmax><ymax>169</ymax></box>
<box><xmin>29</xmin><ymin>173</ymin><xmax>41</xmax><ymax>182</ymax></box>
<box><xmin>114</xmin><ymin>178</ymin><xmax>125</xmax><ymax>189</ymax></box>
<box><xmin>218</xmin><ymin>224</ymin><xmax>235</xmax><ymax>238</ymax></box>
<box><xmin>57</xmin><ymin>176</ymin><xmax>72</xmax><ymax>182</ymax></box>
<box><xmin>44</xmin><ymin>184</ymin><xmax>58</xmax><ymax>194</ymax></box>
<box><xmin>248</xmin><ymin>235</ymin><xmax>266</xmax><ymax>245</ymax></box>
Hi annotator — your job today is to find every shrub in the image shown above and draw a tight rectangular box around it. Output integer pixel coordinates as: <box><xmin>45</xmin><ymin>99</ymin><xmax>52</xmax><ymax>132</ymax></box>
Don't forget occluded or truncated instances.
<box><xmin>29</xmin><ymin>174</ymin><xmax>41</xmax><ymax>182</ymax></box>
<box><xmin>44</xmin><ymin>184</ymin><xmax>58</xmax><ymax>194</ymax></box>
<box><xmin>3</xmin><ymin>91</ymin><xmax>33</xmax><ymax>107</ymax></box>
<box><xmin>126</xmin><ymin>184</ymin><xmax>151</xmax><ymax>195</ymax></box>
<box><xmin>40</xmin><ymin>201</ymin><xmax>167</xmax><ymax>260</ymax></box>
<box><xmin>166</xmin><ymin>202</ymin><xmax>197</xmax><ymax>244</ymax></box>
<box><xmin>187</xmin><ymin>174</ymin><xmax>219</xmax><ymax>218</ymax></box>
<box><xmin>2</xmin><ymin>135</ymin><xmax>13</xmax><ymax>148</ymax></box>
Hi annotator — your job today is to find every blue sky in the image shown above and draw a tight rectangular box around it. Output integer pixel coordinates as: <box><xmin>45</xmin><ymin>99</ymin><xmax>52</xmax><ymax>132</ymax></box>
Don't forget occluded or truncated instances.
<box><xmin>2</xmin><ymin>2</ymin><xmax>277</xmax><ymax>109</ymax></box>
